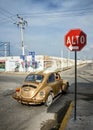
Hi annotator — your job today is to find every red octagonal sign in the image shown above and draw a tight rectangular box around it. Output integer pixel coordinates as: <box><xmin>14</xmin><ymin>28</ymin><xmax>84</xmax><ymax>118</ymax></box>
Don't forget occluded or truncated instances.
<box><xmin>64</xmin><ymin>29</ymin><xmax>87</xmax><ymax>51</ymax></box>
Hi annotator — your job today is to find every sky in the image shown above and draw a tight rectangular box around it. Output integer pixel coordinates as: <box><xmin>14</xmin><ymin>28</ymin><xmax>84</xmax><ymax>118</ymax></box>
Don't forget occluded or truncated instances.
<box><xmin>0</xmin><ymin>0</ymin><xmax>93</xmax><ymax>60</ymax></box>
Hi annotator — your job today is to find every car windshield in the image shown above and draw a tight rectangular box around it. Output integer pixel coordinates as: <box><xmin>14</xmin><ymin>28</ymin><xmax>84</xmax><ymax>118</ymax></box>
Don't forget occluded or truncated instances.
<box><xmin>25</xmin><ymin>74</ymin><xmax>44</xmax><ymax>83</ymax></box>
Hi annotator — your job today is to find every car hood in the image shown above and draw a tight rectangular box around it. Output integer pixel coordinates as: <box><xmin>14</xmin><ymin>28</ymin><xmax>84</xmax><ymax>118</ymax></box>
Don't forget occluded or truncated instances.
<box><xmin>20</xmin><ymin>82</ymin><xmax>42</xmax><ymax>98</ymax></box>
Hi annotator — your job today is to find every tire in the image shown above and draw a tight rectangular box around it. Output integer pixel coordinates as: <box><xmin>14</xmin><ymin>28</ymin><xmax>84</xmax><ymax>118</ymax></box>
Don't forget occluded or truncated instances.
<box><xmin>59</xmin><ymin>86</ymin><xmax>62</xmax><ymax>93</ymax></box>
<box><xmin>62</xmin><ymin>84</ymin><xmax>66</xmax><ymax>94</ymax></box>
<box><xmin>45</xmin><ymin>93</ymin><xmax>53</xmax><ymax>107</ymax></box>
<box><xmin>67</xmin><ymin>82</ymin><xmax>69</xmax><ymax>88</ymax></box>
<box><xmin>62</xmin><ymin>82</ymin><xmax>69</xmax><ymax>94</ymax></box>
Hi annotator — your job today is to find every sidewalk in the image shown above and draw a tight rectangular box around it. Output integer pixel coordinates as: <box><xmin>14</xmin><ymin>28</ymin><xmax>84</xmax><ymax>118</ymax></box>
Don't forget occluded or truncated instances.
<box><xmin>59</xmin><ymin>99</ymin><xmax>93</xmax><ymax>130</ymax></box>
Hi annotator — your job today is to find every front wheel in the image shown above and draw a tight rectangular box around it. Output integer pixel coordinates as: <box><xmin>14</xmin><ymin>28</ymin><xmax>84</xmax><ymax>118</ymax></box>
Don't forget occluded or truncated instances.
<box><xmin>45</xmin><ymin>93</ymin><xmax>53</xmax><ymax>107</ymax></box>
<box><xmin>62</xmin><ymin>82</ymin><xmax>69</xmax><ymax>94</ymax></box>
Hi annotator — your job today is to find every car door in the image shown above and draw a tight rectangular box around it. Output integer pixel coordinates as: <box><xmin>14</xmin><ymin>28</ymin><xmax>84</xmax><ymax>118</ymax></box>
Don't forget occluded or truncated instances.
<box><xmin>47</xmin><ymin>73</ymin><xmax>60</xmax><ymax>95</ymax></box>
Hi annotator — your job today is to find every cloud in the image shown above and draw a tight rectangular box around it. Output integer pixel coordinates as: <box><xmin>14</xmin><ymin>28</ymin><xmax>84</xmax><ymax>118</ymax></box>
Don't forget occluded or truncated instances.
<box><xmin>0</xmin><ymin>0</ymin><xmax>93</xmax><ymax>58</ymax></box>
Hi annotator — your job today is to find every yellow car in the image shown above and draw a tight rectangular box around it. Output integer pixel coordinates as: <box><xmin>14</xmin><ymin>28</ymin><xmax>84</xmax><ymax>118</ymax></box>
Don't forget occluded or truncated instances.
<box><xmin>12</xmin><ymin>69</ymin><xmax>69</xmax><ymax>106</ymax></box>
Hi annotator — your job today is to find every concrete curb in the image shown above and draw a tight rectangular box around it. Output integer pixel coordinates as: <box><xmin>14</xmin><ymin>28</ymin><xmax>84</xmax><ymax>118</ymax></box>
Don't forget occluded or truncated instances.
<box><xmin>41</xmin><ymin>101</ymin><xmax>72</xmax><ymax>130</ymax></box>
<box><xmin>59</xmin><ymin>102</ymin><xmax>74</xmax><ymax>130</ymax></box>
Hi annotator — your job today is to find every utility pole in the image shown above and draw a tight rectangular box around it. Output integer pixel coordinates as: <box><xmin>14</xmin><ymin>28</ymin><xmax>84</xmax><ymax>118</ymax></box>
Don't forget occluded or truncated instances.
<box><xmin>15</xmin><ymin>14</ymin><xmax>27</xmax><ymax>56</ymax></box>
<box><xmin>15</xmin><ymin>14</ymin><xmax>27</xmax><ymax>72</ymax></box>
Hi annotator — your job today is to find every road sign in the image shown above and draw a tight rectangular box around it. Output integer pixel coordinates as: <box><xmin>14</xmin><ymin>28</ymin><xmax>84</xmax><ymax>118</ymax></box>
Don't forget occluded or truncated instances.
<box><xmin>29</xmin><ymin>51</ymin><xmax>35</xmax><ymax>62</ymax></box>
<box><xmin>29</xmin><ymin>51</ymin><xmax>35</xmax><ymax>56</ymax></box>
<box><xmin>64</xmin><ymin>29</ymin><xmax>87</xmax><ymax>51</ymax></box>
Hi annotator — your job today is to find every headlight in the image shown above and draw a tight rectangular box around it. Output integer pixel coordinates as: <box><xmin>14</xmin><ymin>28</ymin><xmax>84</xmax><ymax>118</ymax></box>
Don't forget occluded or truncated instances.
<box><xmin>39</xmin><ymin>91</ymin><xmax>45</xmax><ymax>97</ymax></box>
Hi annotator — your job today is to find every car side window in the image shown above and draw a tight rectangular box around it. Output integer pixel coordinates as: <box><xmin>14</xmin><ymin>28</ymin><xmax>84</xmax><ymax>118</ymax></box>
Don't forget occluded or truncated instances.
<box><xmin>47</xmin><ymin>73</ymin><xmax>55</xmax><ymax>83</ymax></box>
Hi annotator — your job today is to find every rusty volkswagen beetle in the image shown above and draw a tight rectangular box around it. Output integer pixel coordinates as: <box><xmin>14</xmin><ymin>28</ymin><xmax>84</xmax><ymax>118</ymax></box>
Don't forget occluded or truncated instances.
<box><xmin>12</xmin><ymin>69</ymin><xmax>69</xmax><ymax>106</ymax></box>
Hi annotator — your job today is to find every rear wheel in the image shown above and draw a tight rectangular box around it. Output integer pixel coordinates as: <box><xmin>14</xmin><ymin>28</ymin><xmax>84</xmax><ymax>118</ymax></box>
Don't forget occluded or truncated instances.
<box><xmin>45</xmin><ymin>93</ymin><xmax>53</xmax><ymax>107</ymax></box>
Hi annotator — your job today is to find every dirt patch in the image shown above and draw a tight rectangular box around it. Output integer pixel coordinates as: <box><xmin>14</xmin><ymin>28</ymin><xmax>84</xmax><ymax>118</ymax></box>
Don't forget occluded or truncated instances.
<box><xmin>41</xmin><ymin>119</ymin><xmax>59</xmax><ymax>130</ymax></box>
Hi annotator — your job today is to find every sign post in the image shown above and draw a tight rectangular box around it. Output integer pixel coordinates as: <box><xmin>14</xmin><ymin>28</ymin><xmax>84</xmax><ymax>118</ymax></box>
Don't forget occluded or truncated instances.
<box><xmin>74</xmin><ymin>51</ymin><xmax>77</xmax><ymax>120</ymax></box>
<box><xmin>29</xmin><ymin>51</ymin><xmax>35</xmax><ymax>62</ymax></box>
<box><xmin>64</xmin><ymin>29</ymin><xmax>87</xmax><ymax>120</ymax></box>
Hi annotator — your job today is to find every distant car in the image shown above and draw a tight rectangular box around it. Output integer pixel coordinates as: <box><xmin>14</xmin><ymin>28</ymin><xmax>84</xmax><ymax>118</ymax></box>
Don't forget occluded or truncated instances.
<box><xmin>12</xmin><ymin>69</ymin><xmax>69</xmax><ymax>106</ymax></box>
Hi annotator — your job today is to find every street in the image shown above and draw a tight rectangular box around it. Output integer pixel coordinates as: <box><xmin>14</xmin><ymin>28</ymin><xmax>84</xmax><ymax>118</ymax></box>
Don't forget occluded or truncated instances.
<box><xmin>0</xmin><ymin>63</ymin><xmax>93</xmax><ymax>130</ymax></box>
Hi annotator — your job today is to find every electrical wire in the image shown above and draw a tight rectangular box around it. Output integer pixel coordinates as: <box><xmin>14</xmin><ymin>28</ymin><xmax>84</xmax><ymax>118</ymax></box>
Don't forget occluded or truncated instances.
<box><xmin>0</xmin><ymin>7</ymin><xmax>14</xmax><ymax>17</ymax></box>
<box><xmin>18</xmin><ymin>6</ymin><xmax>93</xmax><ymax>17</ymax></box>
<box><xmin>0</xmin><ymin>15</ymin><xmax>16</xmax><ymax>24</ymax></box>
<box><xmin>0</xmin><ymin>5</ymin><xmax>93</xmax><ymax>24</ymax></box>
<box><xmin>0</xmin><ymin>6</ymin><xmax>16</xmax><ymax>23</ymax></box>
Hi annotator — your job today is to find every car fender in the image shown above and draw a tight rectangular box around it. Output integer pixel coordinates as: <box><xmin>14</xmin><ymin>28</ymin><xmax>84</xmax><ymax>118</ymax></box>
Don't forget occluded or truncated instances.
<box><xmin>62</xmin><ymin>80</ymin><xmax>68</xmax><ymax>91</ymax></box>
<box><xmin>41</xmin><ymin>86</ymin><xmax>54</xmax><ymax>100</ymax></box>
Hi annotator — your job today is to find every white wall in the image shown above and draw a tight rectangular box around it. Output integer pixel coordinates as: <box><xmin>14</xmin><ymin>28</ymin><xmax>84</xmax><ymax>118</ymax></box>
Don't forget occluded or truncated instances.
<box><xmin>0</xmin><ymin>55</ymin><xmax>86</xmax><ymax>72</ymax></box>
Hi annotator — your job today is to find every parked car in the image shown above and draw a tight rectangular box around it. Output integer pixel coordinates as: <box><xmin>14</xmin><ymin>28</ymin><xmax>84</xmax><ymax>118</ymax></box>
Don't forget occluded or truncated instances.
<box><xmin>12</xmin><ymin>69</ymin><xmax>69</xmax><ymax>106</ymax></box>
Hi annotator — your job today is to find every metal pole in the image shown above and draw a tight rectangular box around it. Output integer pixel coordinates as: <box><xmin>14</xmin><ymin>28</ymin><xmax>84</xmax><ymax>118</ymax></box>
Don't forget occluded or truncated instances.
<box><xmin>4</xmin><ymin>43</ymin><xmax>7</xmax><ymax>57</ymax></box>
<box><xmin>61</xmin><ymin>49</ymin><xmax>63</xmax><ymax>70</ymax></box>
<box><xmin>67</xmin><ymin>50</ymin><xmax>70</xmax><ymax>68</ymax></box>
<box><xmin>20</xmin><ymin>23</ymin><xmax>25</xmax><ymax>56</ymax></box>
<box><xmin>74</xmin><ymin>51</ymin><xmax>77</xmax><ymax>120</ymax></box>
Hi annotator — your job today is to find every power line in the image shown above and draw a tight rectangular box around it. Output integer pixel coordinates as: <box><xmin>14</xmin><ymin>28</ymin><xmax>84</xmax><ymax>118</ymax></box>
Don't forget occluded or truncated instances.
<box><xmin>0</xmin><ymin>6</ymin><xmax>16</xmax><ymax>23</ymax></box>
<box><xmin>0</xmin><ymin>15</ymin><xmax>16</xmax><ymax>24</ymax></box>
<box><xmin>0</xmin><ymin>5</ymin><xmax>93</xmax><ymax>24</ymax></box>
<box><xmin>18</xmin><ymin>6</ymin><xmax>93</xmax><ymax>18</ymax></box>
<box><xmin>0</xmin><ymin>7</ymin><xmax>14</xmax><ymax>17</ymax></box>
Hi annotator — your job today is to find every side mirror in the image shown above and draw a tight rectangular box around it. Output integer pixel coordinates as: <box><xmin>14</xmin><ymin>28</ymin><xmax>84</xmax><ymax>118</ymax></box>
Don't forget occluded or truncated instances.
<box><xmin>56</xmin><ymin>75</ymin><xmax>59</xmax><ymax>81</ymax></box>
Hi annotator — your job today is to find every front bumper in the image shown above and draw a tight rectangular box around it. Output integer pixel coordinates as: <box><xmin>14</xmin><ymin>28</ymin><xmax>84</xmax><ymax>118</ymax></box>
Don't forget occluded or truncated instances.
<box><xmin>12</xmin><ymin>93</ymin><xmax>44</xmax><ymax>105</ymax></box>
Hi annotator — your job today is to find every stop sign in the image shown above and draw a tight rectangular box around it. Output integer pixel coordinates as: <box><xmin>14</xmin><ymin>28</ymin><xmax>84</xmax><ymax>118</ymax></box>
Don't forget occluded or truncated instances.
<box><xmin>64</xmin><ymin>29</ymin><xmax>87</xmax><ymax>51</ymax></box>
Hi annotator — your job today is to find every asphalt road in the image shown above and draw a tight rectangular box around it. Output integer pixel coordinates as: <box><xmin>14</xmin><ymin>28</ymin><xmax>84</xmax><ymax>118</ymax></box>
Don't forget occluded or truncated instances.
<box><xmin>0</xmin><ymin>63</ymin><xmax>93</xmax><ymax>130</ymax></box>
